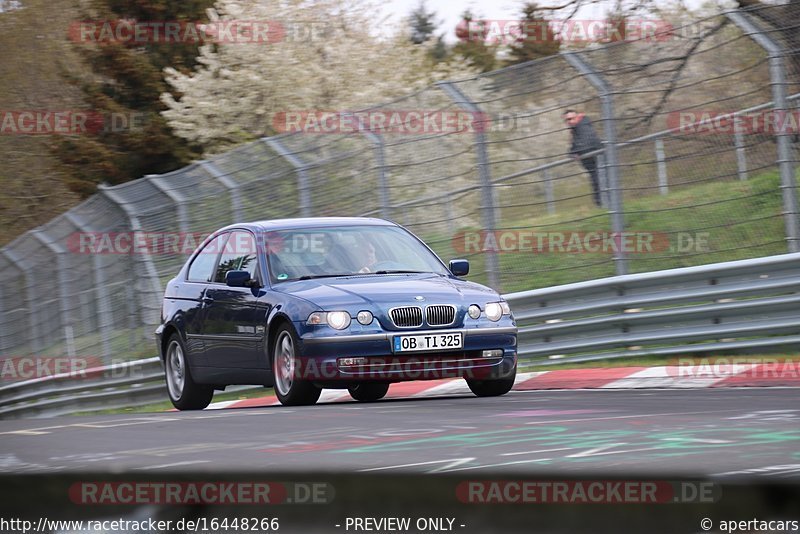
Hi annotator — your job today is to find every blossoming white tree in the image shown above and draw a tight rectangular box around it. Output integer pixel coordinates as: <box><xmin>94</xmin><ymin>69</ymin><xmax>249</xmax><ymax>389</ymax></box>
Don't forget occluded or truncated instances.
<box><xmin>161</xmin><ymin>0</ymin><xmax>478</xmax><ymax>151</ymax></box>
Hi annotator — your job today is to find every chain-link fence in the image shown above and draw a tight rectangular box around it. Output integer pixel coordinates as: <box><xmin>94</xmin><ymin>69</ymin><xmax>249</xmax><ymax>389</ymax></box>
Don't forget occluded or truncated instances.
<box><xmin>1</xmin><ymin>5</ymin><xmax>799</xmax><ymax>368</ymax></box>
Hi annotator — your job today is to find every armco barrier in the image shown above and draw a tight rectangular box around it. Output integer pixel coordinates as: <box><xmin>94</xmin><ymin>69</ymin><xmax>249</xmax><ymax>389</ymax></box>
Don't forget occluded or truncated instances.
<box><xmin>1</xmin><ymin>252</ymin><xmax>798</xmax><ymax>418</ymax></box>
<box><xmin>507</xmin><ymin>252</ymin><xmax>800</xmax><ymax>364</ymax></box>
<box><xmin>0</xmin><ymin>358</ymin><xmax>164</xmax><ymax>419</ymax></box>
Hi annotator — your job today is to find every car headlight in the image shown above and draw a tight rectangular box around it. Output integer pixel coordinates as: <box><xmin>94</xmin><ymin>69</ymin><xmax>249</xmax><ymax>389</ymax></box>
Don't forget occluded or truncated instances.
<box><xmin>485</xmin><ymin>301</ymin><xmax>510</xmax><ymax>322</ymax></box>
<box><xmin>468</xmin><ymin>304</ymin><xmax>481</xmax><ymax>319</ymax></box>
<box><xmin>307</xmin><ymin>311</ymin><xmax>352</xmax><ymax>330</ymax></box>
<box><xmin>327</xmin><ymin>311</ymin><xmax>352</xmax><ymax>329</ymax></box>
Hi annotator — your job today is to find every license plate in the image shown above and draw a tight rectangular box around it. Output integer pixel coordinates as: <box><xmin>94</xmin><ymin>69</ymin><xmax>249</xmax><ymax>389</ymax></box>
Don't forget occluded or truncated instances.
<box><xmin>393</xmin><ymin>332</ymin><xmax>463</xmax><ymax>352</ymax></box>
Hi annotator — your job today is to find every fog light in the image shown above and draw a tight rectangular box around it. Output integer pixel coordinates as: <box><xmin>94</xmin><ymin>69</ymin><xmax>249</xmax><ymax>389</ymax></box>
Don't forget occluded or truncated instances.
<box><xmin>468</xmin><ymin>304</ymin><xmax>481</xmax><ymax>319</ymax></box>
<box><xmin>357</xmin><ymin>310</ymin><xmax>373</xmax><ymax>325</ymax></box>
<box><xmin>339</xmin><ymin>357</ymin><xmax>369</xmax><ymax>367</ymax></box>
<box><xmin>482</xmin><ymin>349</ymin><xmax>503</xmax><ymax>358</ymax></box>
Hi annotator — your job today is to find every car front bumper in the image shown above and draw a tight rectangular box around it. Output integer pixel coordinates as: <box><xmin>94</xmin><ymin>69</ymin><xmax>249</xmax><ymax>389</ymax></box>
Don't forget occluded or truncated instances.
<box><xmin>294</xmin><ymin>325</ymin><xmax>517</xmax><ymax>384</ymax></box>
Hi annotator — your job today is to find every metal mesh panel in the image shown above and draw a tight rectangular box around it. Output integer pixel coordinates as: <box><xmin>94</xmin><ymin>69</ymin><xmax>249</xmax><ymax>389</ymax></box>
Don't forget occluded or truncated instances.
<box><xmin>277</xmin><ymin>131</ymin><xmax>377</xmax><ymax>217</ymax></box>
<box><xmin>0</xmin><ymin>253</ymin><xmax>27</xmax><ymax>356</ymax></box>
<box><xmin>4</xmin><ymin>234</ymin><xmax>61</xmax><ymax>353</ymax></box>
<box><xmin>447</xmin><ymin>54</ymin><xmax>617</xmax><ymax>290</ymax></box>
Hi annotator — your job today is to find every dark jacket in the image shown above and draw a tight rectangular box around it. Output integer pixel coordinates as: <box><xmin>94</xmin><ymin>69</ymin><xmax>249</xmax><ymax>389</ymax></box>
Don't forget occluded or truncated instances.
<box><xmin>569</xmin><ymin>116</ymin><xmax>603</xmax><ymax>155</ymax></box>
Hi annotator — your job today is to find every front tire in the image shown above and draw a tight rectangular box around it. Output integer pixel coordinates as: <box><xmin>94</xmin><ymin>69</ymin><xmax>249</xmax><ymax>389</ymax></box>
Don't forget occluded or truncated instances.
<box><xmin>165</xmin><ymin>334</ymin><xmax>213</xmax><ymax>410</ymax></box>
<box><xmin>466</xmin><ymin>367</ymin><xmax>516</xmax><ymax>397</ymax></box>
<box><xmin>272</xmin><ymin>325</ymin><xmax>322</xmax><ymax>406</ymax></box>
<box><xmin>348</xmin><ymin>382</ymin><xmax>390</xmax><ymax>402</ymax></box>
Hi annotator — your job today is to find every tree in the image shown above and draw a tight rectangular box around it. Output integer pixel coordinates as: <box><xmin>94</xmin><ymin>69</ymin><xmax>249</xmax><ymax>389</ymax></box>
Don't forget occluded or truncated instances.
<box><xmin>453</xmin><ymin>11</ymin><xmax>498</xmax><ymax>73</ymax></box>
<box><xmin>409</xmin><ymin>0</ymin><xmax>438</xmax><ymax>44</ymax></box>
<box><xmin>601</xmin><ymin>4</ymin><xmax>629</xmax><ymax>43</ymax></box>
<box><xmin>408</xmin><ymin>0</ymin><xmax>448</xmax><ymax>63</ymax></box>
<box><xmin>505</xmin><ymin>3</ymin><xmax>561</xmax><ymax>66</ymax></box>
<box><xmin>51</xmin><ymin>0</ymin><xmax>210</xmax><ymax>197</ymax></box>
<box><xmin>161</xmin><ymin>0</ymin><xmax>479</xmax><ymax>151</ymax></box>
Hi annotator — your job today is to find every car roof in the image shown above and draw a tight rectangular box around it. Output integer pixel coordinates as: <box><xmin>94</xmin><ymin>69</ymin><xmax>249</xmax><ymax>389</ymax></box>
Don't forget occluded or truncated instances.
<box><xmin>219</xmin><ymin>217</ymin><xmax>398</xmax><ymax>233</ymax></box>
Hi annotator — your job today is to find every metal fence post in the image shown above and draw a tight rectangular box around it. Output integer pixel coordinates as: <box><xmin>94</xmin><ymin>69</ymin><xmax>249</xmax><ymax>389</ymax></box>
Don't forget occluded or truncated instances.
<box><xmin>443</xmin><ymin>198</ymin><xmax>457</xmax><ymax>238</ymax></box>
<box><xmin>734</xmin><ymin>114</ymin><xmax>748</xmax><ymax>181</ymax></box>
<box><xmin>0</xmin><ymin>249</ymin><xmax>39</xmax><ymax>354</ymax></box>
<box><xmin>563</xmin><ymin>51</ymin><xmax>627</xmax><ymax>275</ymax></box>
<box><xmin>368</xmin><ymin>133</ymin><xmax>390</xmax><ymax>220</ymax></box>
<box><xmin>0</xmin><ymin>279</ymin><xmax>4</xmax><ymax>352</ymax></box>
<box><xmin>98</xmin><ymin>186</ymin><xmax>163</xmax><ymax>329</ymax></box>
<box><xmin>436</xmin><ymin>81</ymin><xmax>501</xmax><ymax>290</ymax></box>
<box><xmin>655</xmin><ymin>138</ymin><xmax>669</xmax><ymax>195</ymax></box>
<box><xmin>728</xmin><ymin>11</ymin><xmax>799</xmax><ymax>252</ymax></box>
<box><xmin>31</xmin><ymin>230</ymin><xmax>72</xmax><ymax>352</ymax></box>
<box><xmin>544</xmin><ymin>169</ymin><xmax>555</xmax><ymax>215</ymax></box>
<box><xmin>263</xmin><ymin>137</ymin><xmax>312</xmax><ymax>217</ymax></box>
<box><xmin>597</xmin><ymin>153</ymin><xmax>609</xmax><ymax>209</ymax></box>
<box><xmin>148</xmin><ymin>174</ymin><xmax>189</xmax><ymax>234</ymax></box>
<box><xmin>201</xmin><ymin>160</ymin><xmax>243</xmax><ymax>222</ymax></box>
<box><xmin>62</xmin><ymin>211</ymin><xmax>113</xmax><ymax>364</ymax></box>
<box><xmin>348</xmin><ymin>114</ymin><xmax>391</xmax><ymax>220</ymax></box>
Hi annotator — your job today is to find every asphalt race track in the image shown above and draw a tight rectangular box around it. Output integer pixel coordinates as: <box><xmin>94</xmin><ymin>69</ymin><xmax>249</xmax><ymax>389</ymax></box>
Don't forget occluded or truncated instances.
<box><xmin>2</xmin><ymin>388</ymin><xmax>799</xmax><ymax>477</ymax></box>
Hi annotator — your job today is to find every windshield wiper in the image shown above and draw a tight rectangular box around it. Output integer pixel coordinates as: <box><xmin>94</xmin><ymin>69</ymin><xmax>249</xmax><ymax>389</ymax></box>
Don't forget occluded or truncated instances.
<box><xmin>297</xmin><ymin>273</ymin><xmax>352</xmax><ymax>280</ymax></box>
<box><xmin>373</xmin><ymin>270</ymin><xmax>429</xmax><ymax>275</ymax></box>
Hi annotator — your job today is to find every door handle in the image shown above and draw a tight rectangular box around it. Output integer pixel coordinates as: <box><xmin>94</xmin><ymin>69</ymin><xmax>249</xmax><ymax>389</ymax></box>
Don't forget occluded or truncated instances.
<box><xmin>202</xmin><ymin>296</ymin><xmax>214</xmax><ymax>304</ymax></box>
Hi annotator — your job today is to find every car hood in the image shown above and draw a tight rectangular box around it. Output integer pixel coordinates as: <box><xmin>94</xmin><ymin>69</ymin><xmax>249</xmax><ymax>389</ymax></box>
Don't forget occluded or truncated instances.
<box><xmin>274</xmin><ymin>273</ymin><xmax>500</xmax><ymax>309</ymax></box>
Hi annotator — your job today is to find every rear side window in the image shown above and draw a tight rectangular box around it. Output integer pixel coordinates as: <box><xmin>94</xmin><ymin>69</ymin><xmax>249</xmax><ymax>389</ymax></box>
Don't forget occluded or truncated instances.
<box><xmin>213</xmin><ymin>231</ymin><xmax>258</xmax><ymax>283</ymax></box>
<box><xmin>187</xmin><ymin>234</ymin><xmax>227</xmax><ymax>282</ymax></box>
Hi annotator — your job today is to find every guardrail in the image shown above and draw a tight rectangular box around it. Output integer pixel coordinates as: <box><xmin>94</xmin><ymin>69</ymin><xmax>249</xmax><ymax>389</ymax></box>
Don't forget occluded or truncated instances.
<box><xmin>0</xmin><ymin>358</ymin><xmax>165</xmax><ymax>419</ymax></box>
<box><xmin>506</xmin><ymin>252</ymin><xmax>800</xmax><ymax>364</ymax></box>
<box><xmin>1</xmin><ymin>252</ymin><xmax>798</xmax><ymax>418</ymax></box>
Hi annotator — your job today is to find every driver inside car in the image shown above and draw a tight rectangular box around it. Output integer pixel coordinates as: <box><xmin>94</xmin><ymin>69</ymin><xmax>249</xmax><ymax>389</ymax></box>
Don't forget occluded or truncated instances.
<box><xmin>355</xmin><ymin>240</ymin><xmax>378</xmax><ymax>273</ymax></box>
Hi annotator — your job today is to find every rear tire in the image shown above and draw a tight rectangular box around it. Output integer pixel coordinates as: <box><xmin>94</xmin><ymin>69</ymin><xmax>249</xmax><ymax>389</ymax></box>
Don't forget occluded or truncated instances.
<box><xmin>272</xmin><ymin>325</ymin><xmax>322</xmax><ymax>406</ymax></box>
<box><xmin>165</xmin><ymin>334</ymin><xmax>214</xmax><ymax>410</ymax></box>
<box><xmin>348</xmin><ymin>382</ymin><xmax>390</xmax><ymax>402</ymax></box>
<box><xmin>466</xmin><ymin>367</ymin><xmax>516</xmax><ymax>397</ymax></box>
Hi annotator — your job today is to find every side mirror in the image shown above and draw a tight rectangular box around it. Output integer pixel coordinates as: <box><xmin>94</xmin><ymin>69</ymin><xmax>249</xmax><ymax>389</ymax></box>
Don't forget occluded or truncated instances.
<box><xmin>449</xmin><ymin>259</ymin><xmax>470</xmax><ymax>276</ymax></box>
<box><xmin>225</xmin><ymin>270</ymin><xmax>256</xmax><ymax>288</ymax></box>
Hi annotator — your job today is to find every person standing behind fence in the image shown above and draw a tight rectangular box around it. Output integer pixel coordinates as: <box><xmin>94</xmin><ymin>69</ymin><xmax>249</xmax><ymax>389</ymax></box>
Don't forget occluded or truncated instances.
<box><xmin>563</xmin><ymin>109</ymin><xmax>603</xmax><ymax>207</ymax></box>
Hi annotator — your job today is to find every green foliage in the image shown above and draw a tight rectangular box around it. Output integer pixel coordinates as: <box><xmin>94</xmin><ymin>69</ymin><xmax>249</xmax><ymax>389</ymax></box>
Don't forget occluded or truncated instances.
<box><xmin>408</xmin><ymin>0</ymin><xmax>438</xmax><ymax>45</ymax></box>
<box><xmin>420</xmin><ymin>169</ymin><xmax>794</xmax><ymax>293</ymax></box>
<box><xmin>452</xmin><ymin>11</ymin><xmax>498</xmax><ymax>73</ymax></box>
<box><xmin>505</xmin><ymin>2</ymin><xmax>561</xmax><ymax>66</ymax></box>
<box><xmin>51</xmin><ymin>0</ymin><xmax>209</xmax><ymax>197</ymax></box>
<box><xmin>408</xmin><ymin>1</ymin><xmax>449</xmax><ymax>65</ymax></box>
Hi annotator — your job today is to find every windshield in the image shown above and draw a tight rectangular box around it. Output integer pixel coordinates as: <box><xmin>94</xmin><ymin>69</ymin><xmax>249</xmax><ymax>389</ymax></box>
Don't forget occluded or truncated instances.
<box><xmin>265</xmin><ymin>225</ymin><xmax>449</xmax><ymax>282</ymax></box>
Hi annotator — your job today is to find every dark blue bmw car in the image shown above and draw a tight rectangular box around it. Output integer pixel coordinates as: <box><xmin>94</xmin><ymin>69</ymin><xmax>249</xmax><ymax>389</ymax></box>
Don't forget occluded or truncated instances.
<box><xmin>156</xmin><ymin>217</ymin><xmax>517</xmax><ymax>408</ymax></box>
